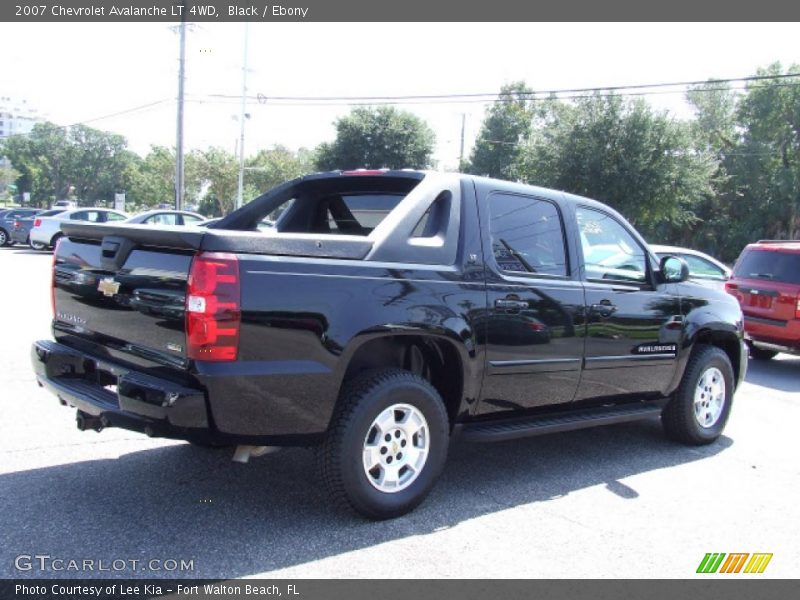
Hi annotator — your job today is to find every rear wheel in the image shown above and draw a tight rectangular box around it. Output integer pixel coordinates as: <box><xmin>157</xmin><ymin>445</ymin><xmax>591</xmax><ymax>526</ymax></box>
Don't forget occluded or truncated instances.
<box><xmin>662</xmin><ymin>345</ymin><xmax>734</xmax><ymax>445</ymax></box>
<box><xmin>30</xmin><ymin>240</ymin><xmax>47</xmax><ymax>251</ymax></box>
<box><xmin>318</xmin><ymin>368</ymin><xmax>450</xmax><ymax>520</ymax></box>
<box><xmin>749</xmin><ymin>346</ymin><xmax>778</xmax><ymax>361</ymax></box>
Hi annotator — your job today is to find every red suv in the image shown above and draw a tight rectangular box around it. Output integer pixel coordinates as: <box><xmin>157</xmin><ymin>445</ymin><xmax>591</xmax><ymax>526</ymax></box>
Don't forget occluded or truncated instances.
<box><xmin>725</xmin><ymin>241</ymin><xmax>800</xmax><ymax>360</ymax></box>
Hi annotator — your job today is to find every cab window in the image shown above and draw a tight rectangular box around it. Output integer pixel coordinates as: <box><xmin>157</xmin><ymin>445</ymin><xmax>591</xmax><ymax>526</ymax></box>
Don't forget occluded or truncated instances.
<box><xmin>488</xmin><ymin>193</ymin><xmax>568</xmax><ymax>277</ymax></box>
<box><xmin>576</xmin><ymin>206</ymin><xmax>647</xmax><ymax>284</ymax></box>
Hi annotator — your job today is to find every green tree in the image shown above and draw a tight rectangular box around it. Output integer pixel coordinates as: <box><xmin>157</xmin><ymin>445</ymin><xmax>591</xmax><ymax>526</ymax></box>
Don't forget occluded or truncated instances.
<box><xmin>245</xmin><ymin>145</ymin><xmax>313</xmax><ymax>194</ymax></box>
<box><xmin>127</xmin><ymin>146</ymin><xmax>179</xmax><ymax>209</ymax></box>
<box><xmin>193</xmin><ymin>147</ymin><xmax>239</xmax><ymax>216</ymax></box>
<box><xmin>516</xmin><ymin>94</ymin><xmax>717</xmax><ymax>239</ymax></box>
<box><xmin>734</xmin><ymin>63</ymin><xmax>800</xmax><ymax>241</ymax></box>
<box><xmin>315</xmin><ymin>106</ymin><xmax>435</xmax><ymax>171</ymax></box>
<box><xmin>465</xmin><ymin>81</ymin><xmax>534</xmax><ymax>178</ymax></box>
<box><xmin>0</xmin><ymin>122</ymin><xmax>134</xmax><ymax>206</ymax></box>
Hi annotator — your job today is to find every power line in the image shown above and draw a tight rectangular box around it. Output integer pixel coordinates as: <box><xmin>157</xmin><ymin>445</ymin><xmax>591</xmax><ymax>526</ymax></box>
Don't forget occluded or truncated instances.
<box><xmin>0</xmin><ymin>99</ymin><xmax>171</xmax><ymax>140</ymax></box>
<box><xmin>184</xmin><ymin>82</ymin><xmax>800</xmax><ymax>108</ymax></box>
<box><xmin>199</xmin><ymin>72</ymin><xmax>800</xmax><ymax>104</ymax></box>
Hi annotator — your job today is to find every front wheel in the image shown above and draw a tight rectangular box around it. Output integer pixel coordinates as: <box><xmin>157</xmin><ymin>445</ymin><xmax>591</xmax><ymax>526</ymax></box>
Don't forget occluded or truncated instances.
<box><xmin>318</xmin><ymin>369</ymin><xmax>450</xmax><ymax>520</ymax></box>
<box><xmin>0</xmin><ymin>229</ymin><xmax>8</xmax><ymax>247</ymax></box>
<box><xmin>662</xmin><ymin>345</ymin><xmax>734</xmax><ymax>445</ymax></box>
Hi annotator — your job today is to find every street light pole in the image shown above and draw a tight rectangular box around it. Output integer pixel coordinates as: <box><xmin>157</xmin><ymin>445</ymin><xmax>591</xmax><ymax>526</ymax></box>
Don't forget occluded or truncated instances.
<box><xmin>175</xmin><ymin>19</ymin><xmax>187</xmax><ymax>210</ymax></box>
<box><xmin>236</xmin><ymin>23</ymin><xmax>250</xmax><ymax>210</ymax></box>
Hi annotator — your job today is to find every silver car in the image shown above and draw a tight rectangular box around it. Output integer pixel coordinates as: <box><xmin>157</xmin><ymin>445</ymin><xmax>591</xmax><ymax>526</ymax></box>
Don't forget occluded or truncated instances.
<box><xmin>29</xmin><ymin>208</ymin><xmax>128</xmax><ymax>250</ymax></box>
<box><xmin>650</xmin><ymin>244</ymin><xmax>731</xmax><ymax>290</ymax></box>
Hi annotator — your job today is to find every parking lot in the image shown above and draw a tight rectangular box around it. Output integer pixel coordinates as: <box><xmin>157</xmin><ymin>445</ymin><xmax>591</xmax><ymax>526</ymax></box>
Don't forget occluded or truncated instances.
<box><xmin>1</xmin><ymin>244</ymin><xmax>798</xmax><ymax>579</ymax></box>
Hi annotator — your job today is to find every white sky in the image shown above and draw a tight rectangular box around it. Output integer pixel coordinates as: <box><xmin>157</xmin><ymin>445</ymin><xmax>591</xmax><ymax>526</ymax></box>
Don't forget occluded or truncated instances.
<box><xmin>1</xmin><ymin>22</ymin><xmax>799</xmax><ymax>169</ymax></box>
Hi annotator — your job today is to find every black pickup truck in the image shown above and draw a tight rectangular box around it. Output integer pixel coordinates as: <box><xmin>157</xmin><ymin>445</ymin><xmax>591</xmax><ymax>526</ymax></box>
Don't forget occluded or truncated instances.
<box><xmin>32</xmin><ymin>170</ymin><xmax>746</xmax><ymax>519</ymax></box>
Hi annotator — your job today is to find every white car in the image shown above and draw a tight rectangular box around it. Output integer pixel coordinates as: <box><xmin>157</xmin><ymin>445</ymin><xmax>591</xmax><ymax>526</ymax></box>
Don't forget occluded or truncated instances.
<box><xmin>124</xmin><ymin>209</ymin><xmax>205</xmax><ymax>226</ymax></box>
<box><xmin>650</xmin><ymin>244</ymin><xmax>732</xmax><ymax>290</ymax></box>
<box><xmin>29</xmin><ymin>207</ymin><xmax>128</xmax><ymax>250</ymax></box>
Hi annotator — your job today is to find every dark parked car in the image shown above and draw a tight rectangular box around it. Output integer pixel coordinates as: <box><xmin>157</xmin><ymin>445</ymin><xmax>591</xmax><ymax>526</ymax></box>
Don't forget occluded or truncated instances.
<box><xmin>725</xmin><ymin>240</ymin><xmax>800</xmax><ymax>359</ymax></box>
<box><xmin>10</xmin><ymin>209</ymin><xmax>65</xmax><ymax>247</ymax></box>
<box><xmin>32</xmin><ymin>171</ymin><xmax>746</xmax><ymax>519</ymax></box>
<box><xmin>0</xmin><ymin>208</ymin><xmax>42</xmax><ymax>246</ymax></box>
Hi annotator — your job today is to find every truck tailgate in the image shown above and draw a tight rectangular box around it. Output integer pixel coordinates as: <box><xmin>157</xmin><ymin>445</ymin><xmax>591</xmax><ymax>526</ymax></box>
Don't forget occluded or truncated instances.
<box><xmin>54</xmin><ymin>224</ymin><xmax>203</xmax><ymax>365</ymax></box>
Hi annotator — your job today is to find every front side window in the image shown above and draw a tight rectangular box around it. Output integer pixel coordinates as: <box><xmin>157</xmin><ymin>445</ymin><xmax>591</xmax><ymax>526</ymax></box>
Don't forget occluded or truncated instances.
<box><xmin>576</xmin><ymin>207</ymin><xmax>646</xmax><ymax>283</ymax></box>
<box><xmin>488</xmin><ymin>193</ymin><xmax>568</xmax><ymax>277</ymax></box>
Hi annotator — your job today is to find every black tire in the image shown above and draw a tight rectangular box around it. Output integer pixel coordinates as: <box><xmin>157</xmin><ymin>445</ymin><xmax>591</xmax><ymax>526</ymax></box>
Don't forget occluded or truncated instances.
<box><xmin>30</xmin><ymin>240</ymin><xmax>47</xmax><ymax>251</ymax></box>
<box><xmin>318</xmin><ymin>368</ymin><xmax>450</xmax><ymax>520</ymax></box>
<box><xmin>0</xmin><ymin>228</ymin><xmax>8</xmax><ymax>247</ymax></box>
<box><xmin>50</xmin><ymin>233</ymin><xmax>63</xmax><ymax>249</ymax></box>
<box><xmin>750</xmin><ymin>346</ymin><xmax>778</xmax><ymax>361</ymax></box>
<box><xmin>662</xmin><ymin>344</ymin><xmax>734</xmax><ymax>445</ymax></box>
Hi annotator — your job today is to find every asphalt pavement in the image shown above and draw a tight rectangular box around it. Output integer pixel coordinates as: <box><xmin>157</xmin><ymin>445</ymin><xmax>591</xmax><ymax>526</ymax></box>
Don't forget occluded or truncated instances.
<box><xmin>1</xmin><ymin>244</ymin><xmax>798</xmax><ymax>579</ymax></box>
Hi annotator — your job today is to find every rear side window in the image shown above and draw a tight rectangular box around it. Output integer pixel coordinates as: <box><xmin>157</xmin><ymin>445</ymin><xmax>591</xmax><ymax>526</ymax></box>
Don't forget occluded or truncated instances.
<box><xmin>324</xmin><ymin>194</ymin><xmax>404</xmax><ymax>235</ymax></box>
<box><xmin>71</xmin><ymin>211</ymin><xmax>101</xmax><ymax>222</ymax></box>
<box><xmin>146</xmin><ymin>213</ymin><xmax>178</xmax><ymax>226</ymax></box>
<box><xmin>678</xmin><ymin>254</ymin><xmax>727</xmax><ymax>280</ymax></box>
<box><xmin>734</xmin><ymin>249</ymin><xmax>800</xmax><ymax>284</ymax></box>
<box><xmin>488</xmin><ymin>193</ymin><xmax>568</xmax><ymax>277</ymax></box>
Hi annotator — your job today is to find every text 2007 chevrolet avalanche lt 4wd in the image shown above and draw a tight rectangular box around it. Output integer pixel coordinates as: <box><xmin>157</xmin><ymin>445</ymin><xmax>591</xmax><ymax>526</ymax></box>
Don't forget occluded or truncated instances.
<box><xmin>32</xmin><ymin>170</ymin><xmax>746</xmax><ymax>519</ymax></box>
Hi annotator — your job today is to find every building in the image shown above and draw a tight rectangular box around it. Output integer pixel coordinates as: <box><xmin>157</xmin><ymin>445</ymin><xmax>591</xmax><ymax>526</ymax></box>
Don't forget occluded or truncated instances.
<box><xmin>0</xmin><ymin>97</ymin><xmax>43</xmax><ymax>199</ymax></box>
<box><xmin>0</xmin><ymin>96</ymin><xmax>41</xmax><ymax>141</ymax></box>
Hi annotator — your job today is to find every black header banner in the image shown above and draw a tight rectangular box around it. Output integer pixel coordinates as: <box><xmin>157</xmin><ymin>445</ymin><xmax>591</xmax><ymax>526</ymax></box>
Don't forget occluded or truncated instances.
<box><xmin>2</xmin><ymin>0</ymin><xmax>800</xmax><ymax>22</ymax></box>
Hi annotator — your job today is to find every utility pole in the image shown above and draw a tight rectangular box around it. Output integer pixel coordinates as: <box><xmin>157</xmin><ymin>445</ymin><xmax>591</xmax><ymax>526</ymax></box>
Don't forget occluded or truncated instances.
<box><xmin>459</xmin><ymin>113</ymin><xmax>466</xmax><ymax>170</ymax></box>
<box><xmin>175</xmin><ymin>18</ymin><xmax>187</xmax><ymax>210</ymax></box>
<box><xmin>236</xmin><ymin>23</ymin><xmax>250</xmax><ymax>210</ymax></box>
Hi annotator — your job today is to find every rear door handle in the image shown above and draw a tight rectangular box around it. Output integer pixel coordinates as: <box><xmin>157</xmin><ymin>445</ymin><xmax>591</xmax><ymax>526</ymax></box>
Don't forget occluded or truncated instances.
<box><xmin>495</xmin><ymin>298</ymin><xmax>528</xmax><ymax>311</ymax></box>
<box><xmin>590</xmin><ymin>300</ymin><xmax>617</xmax><ymax>318</ymax></box>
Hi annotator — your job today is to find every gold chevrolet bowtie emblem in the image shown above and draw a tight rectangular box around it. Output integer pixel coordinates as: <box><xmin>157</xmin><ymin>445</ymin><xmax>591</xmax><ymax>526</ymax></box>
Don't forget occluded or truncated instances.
<box><xmin>98</xmin><ymin>277</ymin><xmax>120</xmax><ymax>297</ymax></box>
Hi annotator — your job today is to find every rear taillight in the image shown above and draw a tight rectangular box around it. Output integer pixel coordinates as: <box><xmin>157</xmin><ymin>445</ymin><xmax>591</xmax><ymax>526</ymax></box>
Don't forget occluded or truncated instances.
<box><xmin>33</xmin><ymin>218</ymin><xmax>42</xmax><ymax>227</ymax></box>
<box><xmin>724</xmin><ymin>281</ymin><xmax>740</xmax><ymax>301</ymax></box>
<box><xmin>13</xmin><ymin>220</ymin><xmax>21</xmax><ymax>230</ymax></box>
<box><xmin>796</xmin><ymin>294</ymin><xmax>800</xmax><ymax>320</ymax></box>
<box><xmin>186</xmin><ymin>252</ymin><xmax>240</xmax><ymax>361</ymax></box>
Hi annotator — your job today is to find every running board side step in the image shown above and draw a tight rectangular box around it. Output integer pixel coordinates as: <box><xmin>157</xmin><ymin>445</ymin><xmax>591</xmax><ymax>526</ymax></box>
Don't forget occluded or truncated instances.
<box><xmin>456</xmin><ymin>402</ymin><xmax>665</xmax><ymax>443</ymax></box>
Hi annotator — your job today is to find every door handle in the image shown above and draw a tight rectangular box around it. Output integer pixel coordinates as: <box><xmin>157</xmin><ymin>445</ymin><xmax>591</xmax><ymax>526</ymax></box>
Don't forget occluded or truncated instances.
<box><xmin>495</xmin><ymin>298</ymin><xmax>528</xmax><ymax>311</ymax></box>
<box><xmin>590</xmin><ymin>300</ymin><xmax>617</xmax><ymax>318</ymax></box>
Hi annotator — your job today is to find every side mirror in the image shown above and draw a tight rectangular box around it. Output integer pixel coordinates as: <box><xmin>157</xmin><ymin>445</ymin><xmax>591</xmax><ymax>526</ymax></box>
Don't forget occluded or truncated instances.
<box><xmin>660</xmin><ymin>255</ymin><xmax>690</xmax><ymax>283</ymax></box>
